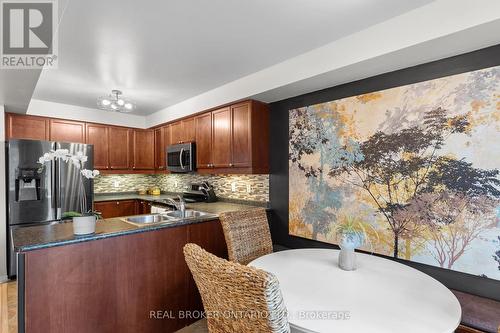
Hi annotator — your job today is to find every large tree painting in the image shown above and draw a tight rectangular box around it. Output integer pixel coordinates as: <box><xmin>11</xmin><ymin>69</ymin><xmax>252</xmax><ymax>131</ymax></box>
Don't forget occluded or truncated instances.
<box><xmin>289</xmin><ymin>65</ymin><xmax>500</xmax><ymax>279</ymax></box>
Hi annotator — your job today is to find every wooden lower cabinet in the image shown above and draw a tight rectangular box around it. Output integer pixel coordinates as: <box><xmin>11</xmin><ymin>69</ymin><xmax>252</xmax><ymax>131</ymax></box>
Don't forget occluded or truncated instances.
<box><xmin>137</xmin><ymin>200</ymin><xmax>152</xmax><ymax>214</ymax></box>
<box><xmin>94</xmin><ymin>200</ymin><xmax>137</xmax><ymax>218</ymax></box>
<box><xmin>21</xmin><ymin>220</ymin><xmax>227</xmax><ymax>333</ymax></box>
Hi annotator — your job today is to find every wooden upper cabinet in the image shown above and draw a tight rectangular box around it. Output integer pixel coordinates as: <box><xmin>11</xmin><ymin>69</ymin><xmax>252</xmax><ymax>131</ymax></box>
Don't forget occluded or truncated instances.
<box><xmin>108</xmin><ymin>127</ymin><xmax>131</xmax><ymax>169</ymax></box>
<box><xmin>170</xmin><ymin>121</ymin><xmax>183</xmax><ymax>145</ymax></box>
<box><xmin>170</xmin><ymin>117</ymin><xmax>196</xmax><ymax>144</ymax></box>
<box><xmin>211</xmin><ymin>107</ymin><xmax>232</xmax><ymax>168</ymax></box>
<box><xmin>231</xmin><ymin>102</ymin><xmax>252</xmax><ymax>168</ymax></box>
<box><xmin>6</xmin><ymin>113</ymin><xmax>49</xmax><ymax>140</ymax></box>
<box><xmin>132</xmin><ymin>129</ymin><xmax>155</xmax><ymax>170</ymax></box>
<box><xmin>49</xmin><ymin>119</ymin><xmax>86</xmax><ymax>143</ymax></box>
<box><xmin>195</xmin><ymin>113</ymin><xmax>213</xmax><ymax>168</ymax></box>
<box><xmin>182</xmin><ymin>118</ymin><xmax>196</xmax><ymax>142</ymax></box>
<box><xmin>196</xmin><ymin>100</ymin><xmax>269</xmax><ymax>174</ymax></box>
<box><xmin>86</xmin><ymin>124</ymin><xmax>109</xmax><ymax>169</ymax></box>
<box><xmin>155</xmin><ymin>126</ymin><xmax>169</xmax><ymax>170</ymax></box>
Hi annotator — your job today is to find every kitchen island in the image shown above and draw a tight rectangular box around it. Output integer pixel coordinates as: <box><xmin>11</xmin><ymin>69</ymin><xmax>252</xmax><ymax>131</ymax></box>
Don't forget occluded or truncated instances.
<box><xmin>13</xmin><ymin>201</ymin><xmax>264</xmax><ymax>333</ymax></box>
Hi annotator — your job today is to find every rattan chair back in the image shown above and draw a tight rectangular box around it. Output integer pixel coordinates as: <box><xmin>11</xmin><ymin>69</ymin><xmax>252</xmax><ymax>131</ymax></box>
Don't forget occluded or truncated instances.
<box><xmin>183</xmin><ymin>243</ymin><xmax>290</xmax><ymax>333</ymax></box>
<box><xmin>219</xmin><ymin>208</ymin><xmax>273</xmax><ymax>265</ymax></box>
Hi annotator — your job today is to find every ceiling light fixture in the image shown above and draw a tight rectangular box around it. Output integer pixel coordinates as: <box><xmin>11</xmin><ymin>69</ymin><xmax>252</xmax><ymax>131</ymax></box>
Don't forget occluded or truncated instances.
<box><xmin>97</xmin><ymin>90</ymin><xmax>136</xmax><ymax>113</ymax></box>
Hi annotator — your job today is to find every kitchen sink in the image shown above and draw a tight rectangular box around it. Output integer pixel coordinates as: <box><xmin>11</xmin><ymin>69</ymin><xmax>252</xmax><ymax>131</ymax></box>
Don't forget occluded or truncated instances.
<box><xmin>125</xmin><ymin>214</ymin><xmax>169</xmax><ymax>224</ymax></box>
<box><xmin>122</xmin><ymin>210</ymin><xmax>216</xmax><ymax>227</ymax></box>
<box><xmin>164</xmin><ymin>210</ymin><xmax>210</xmax><ymax>219</ymax></box>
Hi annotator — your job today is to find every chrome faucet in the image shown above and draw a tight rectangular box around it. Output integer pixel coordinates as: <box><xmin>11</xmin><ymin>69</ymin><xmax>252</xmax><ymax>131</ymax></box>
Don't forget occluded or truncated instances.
<box><xmin>165</xmin><ymin>196</ymin><xmax>186</xmax><ymax>217</ymax></box>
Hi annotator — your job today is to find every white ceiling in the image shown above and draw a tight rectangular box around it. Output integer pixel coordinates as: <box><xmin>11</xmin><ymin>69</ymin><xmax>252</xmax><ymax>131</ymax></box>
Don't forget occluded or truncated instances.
<box><xmin>30</xmin><ymin>0</ymin><xmax>433</xmax><ymax>115</ymax></box>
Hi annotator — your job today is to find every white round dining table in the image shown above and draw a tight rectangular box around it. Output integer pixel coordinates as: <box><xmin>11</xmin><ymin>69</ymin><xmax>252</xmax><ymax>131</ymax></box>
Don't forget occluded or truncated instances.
<box><xmin>249</xmin><ymin>248</ymin><xmax>461</xmax><ymax>333</ymax></box>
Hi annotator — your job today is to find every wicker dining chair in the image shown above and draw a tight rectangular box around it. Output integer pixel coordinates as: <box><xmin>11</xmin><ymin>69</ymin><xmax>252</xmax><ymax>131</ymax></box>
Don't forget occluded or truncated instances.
<box><xmin>183</xmin><ymin>243</ymin><xmax>290</xmax><ymax>333</ymax></box>
<box><xmin>219</xmin><ymin>208</ymin><xmax>273</xmax><ymax>265</ymax></box>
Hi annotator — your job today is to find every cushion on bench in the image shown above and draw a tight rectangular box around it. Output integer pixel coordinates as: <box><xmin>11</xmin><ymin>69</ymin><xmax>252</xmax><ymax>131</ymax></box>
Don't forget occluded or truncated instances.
<box><xmin>451</xmin><ymin>290</ymin><xmax>500</xmax><ymax>333</ymax></box>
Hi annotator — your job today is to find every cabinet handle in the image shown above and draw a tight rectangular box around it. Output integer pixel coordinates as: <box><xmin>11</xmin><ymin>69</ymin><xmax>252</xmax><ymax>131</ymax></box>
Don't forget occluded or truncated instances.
<box><xmin>116</xmin><ymin>202</ymin><xmax>120</xmax><ymax>205</ymax></box>
<box><xmin>229</xmin><ymin>163</ymin><xmax>234</xmax><ymax>167</ymax></box>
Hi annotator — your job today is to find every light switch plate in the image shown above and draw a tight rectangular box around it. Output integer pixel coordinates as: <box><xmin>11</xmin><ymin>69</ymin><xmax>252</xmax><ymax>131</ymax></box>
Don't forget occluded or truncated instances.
<box><xmin>231</xmin><ymin>182</ymin><xmax>236</xmax><ymax>192</ymax></box>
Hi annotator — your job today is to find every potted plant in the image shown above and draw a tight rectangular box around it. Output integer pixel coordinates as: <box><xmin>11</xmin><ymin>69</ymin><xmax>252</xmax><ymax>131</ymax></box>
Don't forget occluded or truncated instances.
<box><xmin>38</xmin><ymin>149</ymin><xmax>100</xmax><ymax>235</ymax></box>
<box><xmin>332</xmin><ymin>216</ymin><xmax>378</xmax><ymax>271</ymax></box>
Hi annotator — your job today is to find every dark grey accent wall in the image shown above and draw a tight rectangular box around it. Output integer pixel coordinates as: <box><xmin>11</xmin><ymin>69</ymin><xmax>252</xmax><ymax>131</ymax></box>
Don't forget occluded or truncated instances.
<box><xmin>268</xmin><ymin>44</ymin><xmax>500</xmax><ymax>301</ymax></box>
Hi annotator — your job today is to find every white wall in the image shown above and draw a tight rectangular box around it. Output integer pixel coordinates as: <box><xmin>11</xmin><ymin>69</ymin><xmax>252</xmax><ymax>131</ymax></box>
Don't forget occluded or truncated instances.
<box><xmin>145</xmin><ymin>0</ymin><xmax>500</xmax><ymax>127</ymax></box>
<box><xmin>27</xmin><ymin>99</ymin><xmax>147</xmax><ymax>128</ymax></box>
<box><xmin>0</xmin><ymin>105</ymin><xmax>7</xmax><ymax>281</ymax></box>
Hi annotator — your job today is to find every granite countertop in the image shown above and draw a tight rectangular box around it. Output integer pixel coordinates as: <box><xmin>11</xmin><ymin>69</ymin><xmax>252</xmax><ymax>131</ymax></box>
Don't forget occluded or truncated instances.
<box><xmin>13</xmin><ymin>199</ymin><xmax>266</xmax><ymax>253</ymax></box>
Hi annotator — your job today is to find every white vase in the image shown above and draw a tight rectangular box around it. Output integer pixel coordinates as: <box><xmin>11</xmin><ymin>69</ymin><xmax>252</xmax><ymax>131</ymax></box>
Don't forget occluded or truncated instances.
<box><xmin>339</xmin><ymin>246</ymin><xmax>357</xmax><ymax>271</ymax></box>
<box><xmin>73</xmin><ymin>215</ymin><xmax>96</xmax><ymax>235</ymax></box>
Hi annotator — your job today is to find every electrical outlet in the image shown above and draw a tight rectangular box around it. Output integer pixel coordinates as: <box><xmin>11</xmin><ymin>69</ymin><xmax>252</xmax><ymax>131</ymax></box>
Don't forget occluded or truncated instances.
<box><xmin>174</xmin><ymin>181</ymin><xmax>178</xmax><ymax>188</ymax></box>
<box><xmin>231</xmin><ymin>182</ymin><xmax>237</xmax><ymax>192</ymax></box>
<box><xmin>113</xmin><ymin>180</ymin><xmax>120</xmax><ymax>188</ymax></box>
<box><xmin>246</xmin><ymin>184</ymin><xmax>251</xmax><ymax>193</ymax></box>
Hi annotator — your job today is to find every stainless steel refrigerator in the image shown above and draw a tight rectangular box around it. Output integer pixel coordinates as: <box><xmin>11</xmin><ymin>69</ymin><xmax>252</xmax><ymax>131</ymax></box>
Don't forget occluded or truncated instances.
<box><xmin>6</xmin><ymin>139</ymin><xmax>94</xmax><ymax>277</ymax></box>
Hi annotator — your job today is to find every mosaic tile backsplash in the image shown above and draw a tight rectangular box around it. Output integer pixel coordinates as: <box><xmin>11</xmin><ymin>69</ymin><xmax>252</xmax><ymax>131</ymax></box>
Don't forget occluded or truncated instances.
<box><xmin>94</xmin><ymin>174</ymin><xmax>269</xmax><ymax>202</ymax></box>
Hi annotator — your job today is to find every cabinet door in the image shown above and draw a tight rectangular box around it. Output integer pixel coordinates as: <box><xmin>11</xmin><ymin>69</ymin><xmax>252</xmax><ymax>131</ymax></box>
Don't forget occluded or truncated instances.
<box><xmin>154</xmin><ymin>127</ymin><xmax>166</xmax><ymax>170</ymax></box>
<box><xmin>138</xmin><ymin>200</ymin><xmax>152</xmax><ymax>214</ymax></box>
<box><xmin>86</xmin><ymin>124</ymin><xmax>109</xmax><ymax>169</ymax></box>
<box><xmin>195</xmin><ymin>113</ymin><xmax>212</xmax><ymax>168</ymax></box>
<box><xmin>94</xmin><ymin>200</ymin><xmax>137</xmax><ymax>218</ymax></box>
<box><xmin>164</xmin><ymin>125</ymin><xmax>171</xmax><ymax>149</ymax></box>
<box><xmin>109</xmin><ymin>127</ymin><xmax>131</xmax><ymax>169</ymax></box>
<box><xmin>49</xmin><ymin>119</ymin><xmax>86</xmax><ymax>143</ymax></box>
<box><xmin>6</xmin><ymin>113</ymin><xmax>49</xmax><ymax>140</ymax></box>
<box><xmin>170</xmin><ymin>121</ymin><xmax>183</xmax><ymax>145</ymax></box>
<box><xmin>133</xmin><ymin>130</ymin><xmax>155</xmax><ymax>169</ymax></box>
<box><xmin>231</xmin><ymin>102</ymin><xmax>252</xmax><ymax>168</ymax></box>
<box><xmin>182</xmin><ymin>118</ymin><xmax>196</xmax><ymax>142</ymax></box>
<box><xmin>211</xmin><ymin>107</ymin><xmax>232</xmax><ymax>168</ymax></box>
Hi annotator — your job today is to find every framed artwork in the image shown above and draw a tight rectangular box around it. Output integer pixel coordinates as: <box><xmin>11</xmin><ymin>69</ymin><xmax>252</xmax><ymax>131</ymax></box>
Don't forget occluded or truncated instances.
<box><xmin>289</xmin><ymin>65</ymin><xmax>500</xmax><ymax>280</ymax></box>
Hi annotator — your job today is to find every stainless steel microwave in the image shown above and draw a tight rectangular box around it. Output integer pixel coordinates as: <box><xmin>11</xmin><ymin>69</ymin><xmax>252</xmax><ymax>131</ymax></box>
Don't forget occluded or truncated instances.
<box><xmin>167</xmin><ymin>142</ymin><xmax>196</xmax><ymax>172</ymax></box>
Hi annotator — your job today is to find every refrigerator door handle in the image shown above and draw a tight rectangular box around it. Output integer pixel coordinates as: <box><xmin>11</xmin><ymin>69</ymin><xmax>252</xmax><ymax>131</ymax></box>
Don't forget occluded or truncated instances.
<box><xmin>51</xmin><ymin>159</ymin><xmax>57</xmax><ymax>211</ymax></box>
<box><xmin>55</xmin><ymin>145</ymin><xmax>62</xmax><ymax>219</ymax></box>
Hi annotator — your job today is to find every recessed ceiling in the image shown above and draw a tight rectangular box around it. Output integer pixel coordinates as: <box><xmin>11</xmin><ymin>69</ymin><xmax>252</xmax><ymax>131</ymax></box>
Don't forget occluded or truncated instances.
<box><xmin>31</xmin><ymin>0</ymin><xmax>433</xmax><ymax>115</ymax></box>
